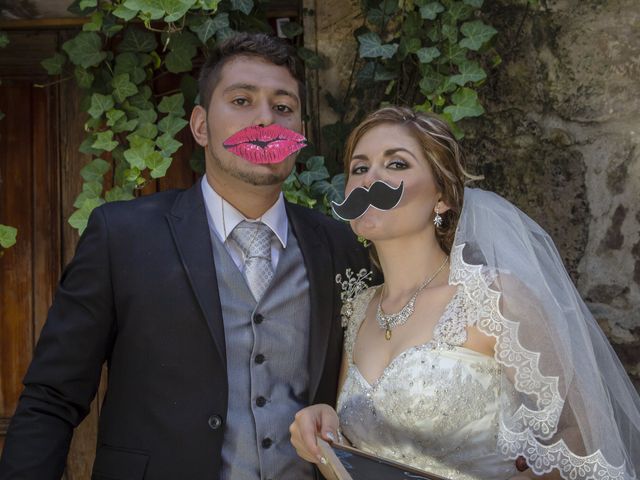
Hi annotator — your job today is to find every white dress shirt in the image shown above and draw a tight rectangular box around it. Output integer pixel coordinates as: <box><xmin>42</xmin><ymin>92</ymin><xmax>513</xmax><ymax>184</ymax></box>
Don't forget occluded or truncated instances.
<box><xmin>200</xmin><ymin>176</ymin><xmax>288</xmax><ymax>272</ymax></box>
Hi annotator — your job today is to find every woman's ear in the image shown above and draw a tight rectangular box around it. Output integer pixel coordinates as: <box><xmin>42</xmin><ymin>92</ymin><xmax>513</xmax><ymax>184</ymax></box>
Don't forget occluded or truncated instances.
<box><xmin>190</xmin><ymin>105</ymin><xmax>209</xmax><ymax>147</ymax></box>
<box><xmin>436</xmin><ymin>198</ymin><xmax>451</xmax><ymax>214</ymax></box>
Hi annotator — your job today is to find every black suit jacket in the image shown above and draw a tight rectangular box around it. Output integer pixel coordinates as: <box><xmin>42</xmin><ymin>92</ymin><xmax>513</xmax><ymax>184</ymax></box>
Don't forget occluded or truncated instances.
<box><xmin>0</xmin><ymin>183</ymin><xmax>370</xmax><ymax>480</ymax></box>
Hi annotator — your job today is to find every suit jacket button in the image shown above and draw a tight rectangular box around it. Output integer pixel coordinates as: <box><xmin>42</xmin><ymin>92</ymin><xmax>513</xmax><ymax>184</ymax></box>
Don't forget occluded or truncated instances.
<box><xmin>261</xmin><ymin>437</ymin><xmax>272</xmax><ymax>449</ymax></box>
<box><xmin>253</xmin><ymin>313</ymin><xmax>264</xmax><ymax>324</ymax></box>
<box><xmin>208</xmin><ymin>414</ymin><xmax>223</xmax><ymax>430</ymax></box>
<box><xmin>255</xmin><ymin>354</ymin><xmax>265</xmax><ymax>364</ymax></box>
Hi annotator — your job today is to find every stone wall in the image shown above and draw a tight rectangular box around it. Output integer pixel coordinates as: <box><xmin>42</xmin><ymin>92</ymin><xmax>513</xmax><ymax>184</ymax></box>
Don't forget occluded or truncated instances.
<box><xmin>304</xmin><ymin>0</ymin><xmax>640</xmax><ymax>386</ymax></box>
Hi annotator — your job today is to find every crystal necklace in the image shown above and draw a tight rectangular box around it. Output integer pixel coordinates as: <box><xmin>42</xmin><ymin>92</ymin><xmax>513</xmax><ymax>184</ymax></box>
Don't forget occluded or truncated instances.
<box><xmin>377</xmin><ymin>255</ymin><xmax>449</xmax><ymax>341</ymax></box>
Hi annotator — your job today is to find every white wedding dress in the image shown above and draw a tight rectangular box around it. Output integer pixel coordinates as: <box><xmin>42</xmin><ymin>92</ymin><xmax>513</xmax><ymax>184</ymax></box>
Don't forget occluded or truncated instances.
<box><xmin>337</xmin><ymin>284</ymin><xmax>518</xmax><ymax>480</ymax></box>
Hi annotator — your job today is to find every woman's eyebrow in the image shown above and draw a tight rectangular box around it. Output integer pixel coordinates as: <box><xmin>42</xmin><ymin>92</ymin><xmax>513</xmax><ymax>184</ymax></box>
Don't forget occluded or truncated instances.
<box><xmin>384</xmin><ymin>148</ymin><xmax>417</xmax><ymax>160</ymax></box>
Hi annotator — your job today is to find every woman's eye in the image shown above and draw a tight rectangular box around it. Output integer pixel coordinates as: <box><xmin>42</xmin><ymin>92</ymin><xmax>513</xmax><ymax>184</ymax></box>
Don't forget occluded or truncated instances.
<box><xmin>232</xmin><ymin>98</ymin><xmax>249</xmax><ymax>106</ymax></box>
<box><xmin>388</xmin><ymin>160</ymin><xmax>408</xmax><ymax>169</ymax></box>
<box><xmin>351</xmin><ymin>165</ymin><xmax>368</xmax><ymax>175</ymax></box>
<box><xmin>274</xmin><ymin>104</ymin><xmax>293</xmax><ymax>113</ymax></box>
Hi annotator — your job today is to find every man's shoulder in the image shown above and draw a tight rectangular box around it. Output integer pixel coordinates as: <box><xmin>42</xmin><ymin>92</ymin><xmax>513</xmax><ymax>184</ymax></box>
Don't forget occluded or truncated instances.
<box><xmin>99</xmin><ymin>188</ymin><xmax>184</xmax><ymax>216</ymax></box>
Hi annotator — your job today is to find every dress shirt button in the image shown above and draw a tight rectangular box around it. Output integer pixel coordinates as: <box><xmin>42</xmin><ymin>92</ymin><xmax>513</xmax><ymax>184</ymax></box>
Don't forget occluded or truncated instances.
<box><xmin>255</xmin><ymin>354</ymin><xmax>265</xmax><ymax>364</ymax></box>
<box><xmin>261</xmin><ymin>437</ymin><xmax>272</xmax><ymax>449</ymax></box>
<box><xmin>256</xmin><ymin>396</ymin><xmax>267</xmax><ymax>407</ymax></box>
<box><xmin>253</xmin><ymin>313</ymin><xmax>264</xmax><ymax>324</ymax></box>
<box><xmin>207</xmin><ymin>414</ymin><xmax>223</xmax><ymax>430</ymax></box>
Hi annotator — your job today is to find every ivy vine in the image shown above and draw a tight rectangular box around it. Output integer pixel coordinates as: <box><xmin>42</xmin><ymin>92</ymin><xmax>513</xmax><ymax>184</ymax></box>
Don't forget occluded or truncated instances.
<box><xmin>40</xmin><ymin>0</ymin><xmax>499</xmax><ymax>232</ymax></box>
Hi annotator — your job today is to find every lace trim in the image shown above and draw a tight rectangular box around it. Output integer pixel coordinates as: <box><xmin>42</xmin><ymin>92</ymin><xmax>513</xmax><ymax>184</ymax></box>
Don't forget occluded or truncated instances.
<box><xmin>449</xmin><ymin>243</ymin><xmax>626</xmax><ymax>480</ymax></box>
<box><xmin>498</xmin><ymin>424</ymin><xmax>625</xmax><ymax>480</ymax></box>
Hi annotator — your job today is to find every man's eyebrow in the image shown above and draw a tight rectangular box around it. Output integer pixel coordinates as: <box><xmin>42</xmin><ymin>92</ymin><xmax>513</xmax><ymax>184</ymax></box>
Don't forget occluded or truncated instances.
<box><xmin>222</xmin><ymin>83</ymin><xmax>300</xmax><ymax>105</ymax></box>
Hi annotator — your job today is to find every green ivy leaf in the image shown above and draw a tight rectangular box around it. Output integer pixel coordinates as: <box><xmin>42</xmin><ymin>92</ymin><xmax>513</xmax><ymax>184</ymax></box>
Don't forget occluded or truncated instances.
<box><xmin>450</xmin><ymin>60</ymin><xmax>486</xmax><ymax>85</ymax></box>
<box><xmin>366</xmin><ymin>8</ymin><xmax>384</xmax><ymax>26</ymax></box>
<box><xmin>0</xmin><ymin>224</ymin><xmax>18</xmax><ymax>249</ymax></box>
<box><xmin>92</xmin><ymin>130</ymin><xmax>119</xmax><ymax>152</ymax></box>
<box><xmin>189</xmin><ymin>146</ymin><xmax>205</xmax><ymax>174</ymax></box>
<box><xmin>80</xmin><ymin>158</ymin><xmax>111</xmax><ymax>181</ymax></box>
<box><xmin>132</xmin><ymin>122</ymin><xmax>158</xmax><ymax>139</ymax></box>
<box><xmin>416</xmin><ymin>46</ymin><xmax>440</xmax><ymax>63</ymax></box>
<box><xmin>79</xmin><ymin>0</ymin><xmax>97</xmax><ymax>9</ymax></box>
<box><xmin>297</xmin><ymin>47</ymin><xmax>325</xmax><ymax>69</ymax></box>
<box><xmin>441</xmin><ymin>23</ymin><xmax>458</xmax><ymax>43</ymax></box>
<box><xmin>124</xmin><ymin>135</ymin><xmax>155</xmax><ymax>169</ymax></box>
<box><xmin>115</xmin><ymin>53</ymin><xmax>146</xmax><ymax>85</ymax></box>
<box><xmin>105</xmin><ymin>186</ymin><xmax>135</xmax><ymax>202</ymax></box>
<box><xmin>312</xmin><ymin>173</ymin><xmax>345</xmax><ymax>204</ymax></box>
<box><xmin>443</xmin><ymin>2</ymin><xmax>473</xmax><ymax>24</ymax></box>
<box><xmin>41</xmin><ymin>52</ymin><xmax>67</xmax><ymax>75</ymax></box>
<box><xmin>180</xmin><ymin>74</ymin><xmax>199</xmax><ymax>106</ymax></box>
<box><xmin>358</xmin><ymin>32</ymin><xmax>398</xmax><ymax>59</ymax></box>
<box><xmin>230</xmin><ymin>0</ymin><xmax>253</xmax><ymax>15</ymax></box>
<box><xmin>62</xmin><ymin>32</ymin><xmax>107</xmax><ymax>69</ymax></box>
<box><xmin>112</xmin><ymin>4</ymin><xmax>138</xmax><ymax>20</ymax></box>
<box><xmin>162</xmin><ymin>0</ymin><xmax>198</xmax><ymax>22</ymax></box>
<box><xmin>463</xmin><ymin>0</ymin><xmax>483</xmax><ymax>7</ymax></box>
<box><xmin>74</xmin><ymin>66</ymin><xmax>94</xmax><ymax>88</ymax></box>
<box><xmin>130</xmin><ymin>107</ymin><xmax>157</xmax><ymax>125</ymax></box>
<box><xmin>106</xmin><ymin>109</ymin><xmax>126</xmax><ymax>127</ymax></box>
<box><xmin>459</xmin><ymin>20</ymin><xmax>498</xmax><ymax>50</ymax></box>
<box><xmin>443</xmin><ymin>42</ymin><xmax>467</xmax><ymax>64</ymax></box>
<box><xmin>158</xmin><ymin>116</ymin><xmax>189</xmax><ymax>136</ymax></box>
<box><xmin>69</xmin><ymin>197</ymin><xmax>104</xmax><ymax>235</ymax></box>
<box><xmin>123</xmin><ymin>0</ymin><xmax>164</xmax><ymax>19</ymax></box>
<box><xmin>199</xmin><ymin>0</ymin><xmax>222</xmax><ymax>10</ymax></box>
<box><xmin>190</xmin><ymin>14</ymin><xmax>228</xmax><ymax>43</ymax></box>
<box><xmin>216</xmin><ymin>27</ymin><xmax>236</xmax><ymax>42</ymax></box>
<box><xmin>165</xmin><ymin>32</ymin><xmax>198</xmax><ymax>73</ymax></box>
<box><xmin>82</xmin><ymin>11</ymin><xmax>103</xmax><ymax>32</ymax></box>
<box><xmin>0</xmin><ymin>32</ymin><xmax>9</xmax><ymax>49</ymax></box>
<box><xmin>158</xmin><ymin>93</ymin><xmax>185</xmax><ymax>117</ymax></box>
<box><xmin>280</xmin><ymin>21</ymin><xmax>304</xmax><ymax>38</ymax></box>
<box><xmin>118</xmin><ymin>26</ymin><xmax>158</xmax><ymax>53</ymax></box>
<box><xmin>112</xmin><ymin>73</ymin><xmax>138</xmax><ymax>102</ymax></box>
<box><xmin>156</xmin><ymin>132</ymin><xmax>183</xmax><ymax>155</ymax></box>
<box><xmin>443</xmin><ymin>87</ymin><xmax>484</xmax><ymax>121</ymax></box>
<box><xmin>88</xmin><ymin>93</ymin><xmax>115</xmax><ymax>119</ymax></box>
<box><xmin>420</xmin><ymin>2</ymin><xmax>444</xmax><ymax>20</ymax></box>
<box><xmin>79</xmin><ymin>135</ymin><xmax>104</xmax><ymax>155</ymax></box>
<box><xmin>74</xmin><ymin>180</ymin><xmax>104</xmax><ymax>207</ymax></box>
<box><xmin>147</xmin><ymin>153</ymin><xmax>172</xmax><ymax>178</ymax></box>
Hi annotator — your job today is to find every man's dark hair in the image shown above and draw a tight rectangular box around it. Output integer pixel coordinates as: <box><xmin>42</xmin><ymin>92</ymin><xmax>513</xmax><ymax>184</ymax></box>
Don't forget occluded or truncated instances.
<box><xmin>198</xmin><ymin>32</ymin><xmax>305</xmax><ymax>111</ymax></box>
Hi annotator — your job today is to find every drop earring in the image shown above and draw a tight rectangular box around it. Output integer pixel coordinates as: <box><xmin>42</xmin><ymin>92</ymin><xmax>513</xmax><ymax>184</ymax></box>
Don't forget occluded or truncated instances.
<box><xmin>433</xmin><ymin>205</ymin><xmax>443</xmax><ymax>228</ymax></box>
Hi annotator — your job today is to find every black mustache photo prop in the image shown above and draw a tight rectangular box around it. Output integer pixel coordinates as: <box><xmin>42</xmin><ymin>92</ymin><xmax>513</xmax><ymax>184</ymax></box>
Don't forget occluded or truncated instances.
<box><xmin>331</xmin><ymin>180</ymin><xmax>404</xmax><ymax>221</ymax></box>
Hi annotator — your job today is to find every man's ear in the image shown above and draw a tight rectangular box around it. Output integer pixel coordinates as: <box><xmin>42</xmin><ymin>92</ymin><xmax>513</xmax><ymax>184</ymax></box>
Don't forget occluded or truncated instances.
<box><xmin>190</xmin><ymin>105</ymin><xmax>208</xmax><ymax>147</ymax></box>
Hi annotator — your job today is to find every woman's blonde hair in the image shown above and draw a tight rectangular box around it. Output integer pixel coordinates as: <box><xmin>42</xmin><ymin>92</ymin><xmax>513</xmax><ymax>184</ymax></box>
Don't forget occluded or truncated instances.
<box><xmin>343</xmin><ymin>106</ymin><xmax>479</xmax><ymax>255</ymax></box>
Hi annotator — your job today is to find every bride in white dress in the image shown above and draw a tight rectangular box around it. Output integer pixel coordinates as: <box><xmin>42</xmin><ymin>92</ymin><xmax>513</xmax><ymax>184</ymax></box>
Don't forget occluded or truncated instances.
<box><xmin>289</xmin><ymin>106</ymin><xmax>640</xmax><ymax>480</ymax></box>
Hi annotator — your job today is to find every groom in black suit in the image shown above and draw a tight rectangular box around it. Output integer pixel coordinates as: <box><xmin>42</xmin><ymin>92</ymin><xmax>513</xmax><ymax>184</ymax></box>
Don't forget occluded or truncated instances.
<box><xmin>0</xmin><ymin>33</ymin><xmax>368</xmax><ymax>479</ymax></box>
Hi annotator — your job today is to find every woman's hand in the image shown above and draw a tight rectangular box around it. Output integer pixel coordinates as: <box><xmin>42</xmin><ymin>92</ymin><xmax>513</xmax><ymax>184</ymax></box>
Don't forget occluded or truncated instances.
<box><xmin>289</xmin><ymin>404</ymin><xmax>340</xmax><ymax>463</ymax></box>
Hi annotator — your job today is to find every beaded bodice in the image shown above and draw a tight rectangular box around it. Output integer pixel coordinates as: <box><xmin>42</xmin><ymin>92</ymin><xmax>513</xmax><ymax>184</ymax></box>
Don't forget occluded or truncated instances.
<box><xmin>337</xmin><ymin>286</ymin><xmax>517</xmax><ymax>480</ymax></box>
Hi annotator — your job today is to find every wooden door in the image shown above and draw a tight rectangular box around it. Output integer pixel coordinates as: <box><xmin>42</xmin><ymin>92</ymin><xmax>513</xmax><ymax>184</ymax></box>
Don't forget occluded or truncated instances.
<box><xmin>0</xmin><ymin>28</ymin><xmax>196</xmax><ymax>477</ymax></box>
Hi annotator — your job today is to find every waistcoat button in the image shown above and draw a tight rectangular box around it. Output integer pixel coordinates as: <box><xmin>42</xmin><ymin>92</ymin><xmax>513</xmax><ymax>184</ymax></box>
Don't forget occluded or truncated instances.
<box><xmin>208</xmin><ymin>414</ymin><xmax>223</xmax><ymax>430</ymax></box>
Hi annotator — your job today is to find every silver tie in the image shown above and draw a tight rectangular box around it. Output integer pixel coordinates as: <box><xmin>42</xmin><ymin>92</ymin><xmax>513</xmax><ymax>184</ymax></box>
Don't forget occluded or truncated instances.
<box><xmin>230</xmin><ymin>221</ymin><xmax>274</xmax><ymax>302</ymax></box>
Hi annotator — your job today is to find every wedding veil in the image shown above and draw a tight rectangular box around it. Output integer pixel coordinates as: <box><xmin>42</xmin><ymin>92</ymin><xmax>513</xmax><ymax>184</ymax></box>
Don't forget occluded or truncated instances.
<box><xmin>449</xmin><ymin>188</ymin><xmax>640</xmax><ymax>479</ymax></box>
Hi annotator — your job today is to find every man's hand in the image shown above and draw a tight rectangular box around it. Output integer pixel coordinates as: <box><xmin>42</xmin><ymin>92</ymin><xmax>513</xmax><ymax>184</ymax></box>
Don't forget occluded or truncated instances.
<box><xmin>289</xmin><ymin>404</ymin><xmax>340</xmax><ymax>463</ymax></box>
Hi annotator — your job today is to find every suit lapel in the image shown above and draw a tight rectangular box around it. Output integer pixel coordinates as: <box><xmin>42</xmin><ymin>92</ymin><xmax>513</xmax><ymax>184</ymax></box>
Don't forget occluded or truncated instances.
<box><xmin>166</xmin><ymin>182</ymin><xmax>226</xmax><ymax>366</ymax></box>
<box><xmin>286</xmin><ymin>204</ymin><xmax>334</xmax><ymax>402</ymax></box>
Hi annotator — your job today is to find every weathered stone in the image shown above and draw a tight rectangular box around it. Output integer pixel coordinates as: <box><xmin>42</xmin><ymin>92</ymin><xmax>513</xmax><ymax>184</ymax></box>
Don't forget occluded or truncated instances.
<box><xmin>304</xmin><ymin>0</ymin><xmax>640</xmax><ymax>385</ymax></box>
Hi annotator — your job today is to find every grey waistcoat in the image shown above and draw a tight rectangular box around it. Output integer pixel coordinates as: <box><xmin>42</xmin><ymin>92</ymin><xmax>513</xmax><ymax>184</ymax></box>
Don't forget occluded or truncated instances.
<box><xmin>209</xmin><ymin>225</ymin><xmax>314</xmax><ymax>480</ymax></box>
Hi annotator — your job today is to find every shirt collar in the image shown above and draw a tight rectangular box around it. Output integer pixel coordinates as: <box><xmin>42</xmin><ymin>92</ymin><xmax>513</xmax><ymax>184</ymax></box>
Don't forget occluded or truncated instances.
<box><xmin>200</xmin><ymin>176</ymin><xmax>288</xmax><ymax>248</ymax></box>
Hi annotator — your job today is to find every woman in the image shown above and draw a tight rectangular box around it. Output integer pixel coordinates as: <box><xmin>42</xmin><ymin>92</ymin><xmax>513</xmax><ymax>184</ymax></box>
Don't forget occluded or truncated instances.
<box><xmin>289</xmin><ymin>106</ymin><xmax>640</xmax><ymax>479</ymax></box>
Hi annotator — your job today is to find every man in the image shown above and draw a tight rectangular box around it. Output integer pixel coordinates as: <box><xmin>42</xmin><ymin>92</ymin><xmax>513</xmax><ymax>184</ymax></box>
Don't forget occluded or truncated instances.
<box><xmin>0</xmin><ymin>33</ymin><xmax>369</xmax><ymax>479</ymax></box>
